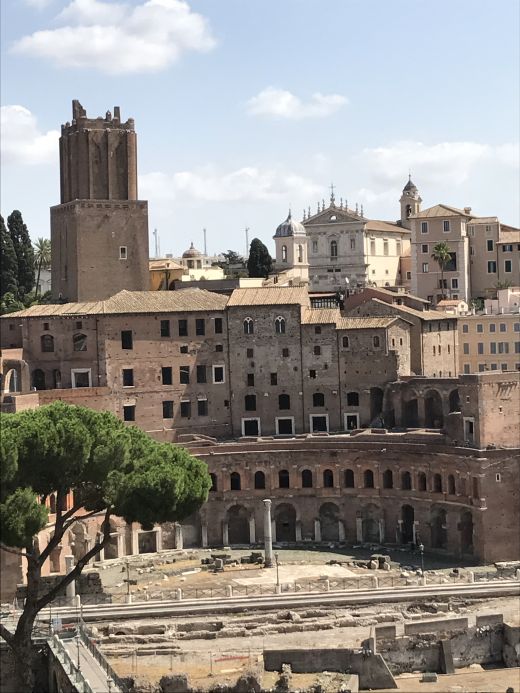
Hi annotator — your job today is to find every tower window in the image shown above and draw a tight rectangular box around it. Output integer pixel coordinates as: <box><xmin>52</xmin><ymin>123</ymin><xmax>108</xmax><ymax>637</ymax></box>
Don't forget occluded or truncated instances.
<box><xmin>243</xmin><ymin>318</ymin><xmax>254</xmax><ymax>335</ymax></box>
<box><xmin>121</xmin><ymin>331</ymin><xmax>133</xmax><ymax>350</ymax></box>
<box><xmin>275</xmin><ymin>316</ymin><xmax>286</xmax><ymax>334</ymax></box>
<box><xmin>119</xmin><ymin>246</ymin><xmax>127</xmax><ymax>260</ymax></box>
<box><xmin>330</xmin><ymin>240</ymin><xmax>338</xmax><ymax>258</ymax></box>
<box><xmin>282</xmin><ymin>245</ymin><xmax>287</xmax><ymax>262</ymax></box>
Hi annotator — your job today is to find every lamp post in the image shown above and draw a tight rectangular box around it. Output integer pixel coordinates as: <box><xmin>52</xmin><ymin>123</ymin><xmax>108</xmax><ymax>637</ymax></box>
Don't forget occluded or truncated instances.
<box><xmin>107</xmin><ymin>676</ymin><xmax>113</xmax><ymax>692</ymax></box>
<box><xmin>419</xmin><ymin>543</ymin><xmax>425</xmax><ymax>575</ymax></box>
<box><xmin>275</xmin><ymin>552</ymin><xmax>280</xmax><ymax>588</ymax></box>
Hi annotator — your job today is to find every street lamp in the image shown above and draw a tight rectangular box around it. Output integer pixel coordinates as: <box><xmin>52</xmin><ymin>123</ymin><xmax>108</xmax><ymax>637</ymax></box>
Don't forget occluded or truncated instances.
<box><xmin>275</xmin><ymin>553</ymin><xmax>280</xmax><ymax>588</ymax></box>
<box><xmin>419</xmin><ymin>543</ymin><xmax>425</xmax><ymax>575</ymax></box>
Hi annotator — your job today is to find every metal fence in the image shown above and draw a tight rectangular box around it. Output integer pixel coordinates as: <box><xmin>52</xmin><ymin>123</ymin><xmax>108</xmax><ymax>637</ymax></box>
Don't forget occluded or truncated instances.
<box><xmin>78</xmin><ymin>624</ymin><xmax>126</xmax><ymax>691</ymax></box>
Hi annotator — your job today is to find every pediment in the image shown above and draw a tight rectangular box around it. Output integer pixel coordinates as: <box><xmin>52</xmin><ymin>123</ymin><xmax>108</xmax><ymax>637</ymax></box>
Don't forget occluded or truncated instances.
<box><xmin>304</xmin><ymin>206</ymin><xmax>362</xmax><ymax>226</ymax></box>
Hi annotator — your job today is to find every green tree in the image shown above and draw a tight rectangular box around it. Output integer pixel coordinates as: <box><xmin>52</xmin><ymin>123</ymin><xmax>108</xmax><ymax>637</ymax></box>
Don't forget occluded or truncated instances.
<box><xmin>0</xmin><ymin>215</ymin><xmax>18</xmax><ymax>299</ymax></box>
<box><xmin>247</xmin><ymin>238</ymin><xmax>273</xmax><ymax>278</ymax></box>
<box><xmin>33</xmin><ymin>237</ymin><xmax>51</xmax><ymax>298</ymax></box>
<box><xmin>0</xmin><ymin>292</ymin><xmax>25</xmax><ymax>315</ymax></box>
<box><xmin>7</xmin><ymin>210</ymin><xmax>35</xmax><ymax>299</ymax></box>
<box><xmin>431</xmin><ymin>241</ymin><xmax>452</xmax><ymax>300</ymax></box>
<box><xmin>0</xmin><ymin>402</ymin><xmax>211</xmax><ymax>691</ymax></box>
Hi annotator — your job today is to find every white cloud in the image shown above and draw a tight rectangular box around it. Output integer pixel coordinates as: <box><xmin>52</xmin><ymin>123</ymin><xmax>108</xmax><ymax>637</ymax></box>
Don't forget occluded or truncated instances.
<box><xmin>140</xmin><ymin>165</ymin><xmax>322</xmax><ymax>203</ymax></box>
<box><xmin>12</xmin><ymin>0</ymin><xmax>216</xmax><ymax>74</ymax></box>
<box><xmin>23</xmin><ymin>0</ymin><xmax>54</xmax><ymax>8</ymax></box>
<box><xmin>1</xmin><ymin>105</ymin><xmax>59</xmax><ymax>166</ymax></box>
<box><xmin>246</xmin><ymin>87</ymin><xmax>348</xmax><ymax>120</ymax></box>
<box><xmin>359</xmin><ymin>140</ymin><xmax>519</xmax><ymax>187</ymax></box>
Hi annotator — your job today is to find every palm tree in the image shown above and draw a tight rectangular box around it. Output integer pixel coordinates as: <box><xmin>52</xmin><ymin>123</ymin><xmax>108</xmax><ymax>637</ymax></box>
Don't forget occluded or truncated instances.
<box><xmin>431</xmin><ymin>241</ymin><xmax>451</xmax><ymax>300</ymax></box>
<box><xmin>34</xmin><ymin>238</ymin><xmax>51</xmax><ymax>297</ymax></box>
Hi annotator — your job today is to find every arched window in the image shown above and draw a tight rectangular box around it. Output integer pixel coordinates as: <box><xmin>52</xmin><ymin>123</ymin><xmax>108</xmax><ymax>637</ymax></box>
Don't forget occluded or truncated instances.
<box><xmin>364</xmin><ymin>469</ymin><xmax>374</xmax><ymax>488</ymax></box>
<box><xmin>282</xmin><ymin>245</ymin><xmax>288</xmax><ymax>262</ymax></box>
<box><xmin>323</xmin><ymin>469</ymin><xmax>334</xmax><ymax>488</ymax></box>
<box><xmin>297</xmin><ymin>244</ymin><xmax>303</xmax><ymax>263</ymax></box>
<box><xmin>433</xmin><ymin>473</ymin><xmax>443</xmax><ymax>493</ymax></box>
<box><xmin>383</xmin><ymin>469</ymin><xmax>393</xmax><ymax>489</ymax></box>
<box><xmin>254</xmin><ymin>471</ymin><xmax>266</xmax><ymax>489</ymax></box>
<box><xmin>373</xmin><ymin>336</ymin><xmax>380</xmax><ymax>348</ymax></box>
<box><xmin>49</xmin><ymin>494</ymin><xmax>56</xmax><ymax>514</ymax></box>
<box><xmin>279</xmin><ymin>469</ymin><xmax>290</xmax><ymax>488</ymax></box>
<box><xmin>230</xmin><ymin>472</ymin><xmax>241</xmax><ymax>491</ymax></box>
<box><xmin>418</xmin><ymin>472</ymin><xmax>427</xmax><ymax>491</ymax></box>
<box><xmin>342</xmin><ymin>336</ymin><xmax>350</xmax><ymax>348</ymax></box>
<box><xmin>313</xmin><ymin>392</ymin><xmax>325</xmax><ymax>407</ymax></box>
<box><xmin>278</xmin><ymin>394</ymin><xmax>290</xmax><ymax>410</ymax></box>
<box><xmin>41</xmin><ymin>334</ymin><xmax>54</xmax><ymax>352</ymax></box>
<box><xmin>245</xmin><ymin>394</ymin><xmax>256</xmax><ymax>411</ymax></box>
<box><xmin>344</xmin><ymin>469</ymin><xmax>355</xmax><ymax>488</ymax></box>
<box><xmin>32</xmin><ymin>369</ymin><xmax>46</xmax><ymax>391</ymax></box>
<box><xmin>73</xmin><ymin>333</ymin><xmax>87</xmax><ymax>352</ymax></box>
<box><xmin>330</xmin><ymin>240</ymin><xmax>338</xmax><ymax>258</ymax></box>
<box><xmin>448</xmin><ymin>474</ymin><xmax>456</xmax><ymax>495</ymax></box>
<box><xmin>275</xmin><ymin>316</ymin><xmax>286</xmax><ymax>334</ymax></box>
<box><xmin>346</xmin><ymin>391</ymin><xmax>359</xmax><ymax>406</ymax></box>
<box><xmin>302</xmin><ymin>469</ymin><xmax>313</xmax><ymax>488</ymax></box>
<box><xmin>243</xmin><ymin>318</ymin><xmax>254</xmax><ymax>335</ymax></box>
<box><xmin>210</xmin><ymin>473</ymin><xmax>217</xmax><ymax>492</ymax></box>
<box><xmin>401</xmin><ymin>471</ymin><xmax>412</xmax><ymax>490</ymax></box>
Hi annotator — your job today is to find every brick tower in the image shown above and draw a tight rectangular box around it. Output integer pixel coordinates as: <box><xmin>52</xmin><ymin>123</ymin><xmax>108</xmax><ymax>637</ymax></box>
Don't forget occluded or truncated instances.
<box><xmin>51</xmin><ymin>100</ymin><xmax>149</xmax><ymax>302</ymax></box>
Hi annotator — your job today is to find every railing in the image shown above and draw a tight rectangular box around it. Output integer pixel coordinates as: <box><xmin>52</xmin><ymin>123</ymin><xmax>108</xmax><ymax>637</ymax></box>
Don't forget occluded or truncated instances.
<box><xmin>78</xmin><ymin>624</ymin><xmax>126</xmax><ymax>691</ymax></box>
<box><xmin>48</xmin><ymin>633</ymin><xmax>95</xmax><ymax>693</ymax></box>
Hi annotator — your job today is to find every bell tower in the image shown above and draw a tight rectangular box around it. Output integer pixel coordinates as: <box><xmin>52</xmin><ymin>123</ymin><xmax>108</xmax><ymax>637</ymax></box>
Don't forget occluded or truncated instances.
<box><xmin>399</xmin><ymin>175</ymin><xmax>422</xmax><ymax>229</ymax></box>
<box><xmin>51</xmin><ymin>100</ymin><xmax>149</xmax><ymax>302</ymax></box>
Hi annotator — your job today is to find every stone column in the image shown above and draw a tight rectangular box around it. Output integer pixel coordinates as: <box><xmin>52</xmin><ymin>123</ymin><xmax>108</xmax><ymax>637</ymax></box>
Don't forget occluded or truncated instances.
<box><xmin>412</xmin><ymin>521</ymin><xmax>418</xmax><ymax>545</ymax></box>
<box><xmin>64</xmin><ymin>555</ymin><xmax>75</xmax><ymax>601</ymax></box>
<box><xmin>131</xmin><ymin>526</ymin><xmax>139</xmax><ymax>555</ymax></box>
<box><xmin>295</xmin><ymin>520</ymin><xmax>302</xmax><ymax>542</ymax></box>
<box><xmin>378</xmin><ymin>518</ymin><xmax>385</xmax><ymax>544</ymax></box>
<box><xmin>248</xmin><ymin>516</ymin><xmax>256</xmax><ymax>544</ymax></box>
<box><xmin>175</xmin><ymin>524</ymin><xmax>184</xmax><ymax>550</ymax></box>
<box><xmin>356</xmin><ymin>517</ymin><xmax>363</xmax><ymax>542</ymax></box>
<box><xmin>155</xmin><ymin>526</ymin><xmax>162</xmax><ymax>552</ymax></box>
<box><xmin>263</xmin><ymin>499</ymin><xmax>273</xmax><ymax>567</ymax></box>
<box><xmin>116</xmin><ymin>533</ymin><xmax>125</xmax><ymax>558</ymax></box>
<box><xmin>271</xmin><ymin>519</ymin><xmax>277</xmax><ymax>543</ymax></box>
<box><xmin>338</xmin><ymin>520</ymin><xmax>345</xmax><ymax>542</ymax></box>
<box><xmin>314</xmin><ymin>519</ymin><xmax>321</xmax><ymax>542</ymax></box>
<box><xmin>222</xmin><ymin>520</ymin><xmax>229</xmax><ymax>546</ymax></box>
<box><xmin>397</xmin><ymin>520</ymin><xmax>403</xmax><ymax>544</ymax></box>
<box><xmin>201</xmin><ymin>523</ymin><xmax>208</xmax><ymax>548</ymax></box>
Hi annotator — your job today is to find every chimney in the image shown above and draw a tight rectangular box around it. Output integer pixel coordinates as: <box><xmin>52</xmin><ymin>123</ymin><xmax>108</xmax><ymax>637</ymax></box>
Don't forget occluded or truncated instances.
<box><xmin>464</xmin><ymin>207</ymin><xmax>472</xmax><ymax>215</ymax></box>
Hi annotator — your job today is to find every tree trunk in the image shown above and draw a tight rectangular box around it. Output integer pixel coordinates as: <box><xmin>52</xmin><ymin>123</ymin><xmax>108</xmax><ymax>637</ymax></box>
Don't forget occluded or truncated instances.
<box><xmin>35</xmin><ymin>257</ymin><xmax>42</xmax><ymax>298</ymax></box>
<box><xmin>11</xmin><ymin>604</ymin><xmax>39</xmax><ymax>691</ymax></box>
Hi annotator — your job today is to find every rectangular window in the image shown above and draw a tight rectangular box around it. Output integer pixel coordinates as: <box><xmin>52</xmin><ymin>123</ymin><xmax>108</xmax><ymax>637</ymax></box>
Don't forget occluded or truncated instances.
<box><xmin>213</xmin><ymin>365</ymin><xmax>225</xmax><ymax>383</ymax></box>
<box><xmin>422</xmin><ymin>262</ymin><xmax>429</xmax><ymax>273</ymax></box>
<box><xmin>195</xmin><ymin>318</ymin><xmax>205</xmax><ymax>336</ymax></box>
<box><xmin>197</xmin><ymin>399</ymin><xmax>208</xmax><ymax>416</ymax></box>
<box><xmin>451</xmin><ymin>278</ymin><xmax>458</xmax><ymax>289</ymax></box>
<box><xmin>247</xmin><ymin>373</ymin><xmax>255</xmax><ymax>387</ymax></box>
<box><xmin>314</xmin><ymin>345</ymin><xmax>321</xmax><ymax>355</ymax></box>
<box><xmin>505</xmin><ymin>259</ymin><xmax>512</xmax><ymax>273</ymax></box>
<box><xmin>383</xmin><ymin>240</ymin><xmax>389</xmax><ymax>256</ymax></box>
<box><xmin>477</xmin><ymin>342</ymin><xmax>484</xmax><ymax>354</ymax></box>
<box><xmin>370</xmin><ymin>240</ymin><xmax>376</xmax><ymax>255</ymax></box>
<box><xmin>500</xmin><ymin>323</ymin><xmax>507</xmax><ymax>332</ymax></box>
<box><xmin>396</xmin><ymin>240</ymin><xmax>402</xmax><ymax>255</ymax></box>
<box><xmin>477</xmin><ymin>323</ymin><xmax>483</xmax><ymax>333</ymax></box>
<box><xmin>43</xmin><ymin>322</ymin><xmax>50</xmax><ymax>330</ymax></box>
<box><xmin>490</xmin><ymin>323</ymin><xmax>496</xmax><ymax>333</ymax></box>
<box><xmin>178</xmin><ymin>319</ymin><xmax>188</xmax><ymax>336</ymax></box>
<box><xmin>487</xmin><ymin>239</ymin><xmax>494</xmax><ymax>251</ymax></box>
<box><xmin>463</xmin><ymin>364</ymin><xmax>470</xmax><ymax>374</ymax></box>
<box><xmin>406</xmin><ymin>271</ymin><xmax>412</xmax><ymax>280</ymax></box>
<box><xmin>75</xmin><ymin>321</ymin><xmax>83</xmax><ymax>330</ymax></box>
<box><xmin>490</xmin><ymin>342</ymin><xmax>497</xmax><ymax>354</ymax></box>
<box><xmin>491</xmin><ymin>363</ymin><xmax>498</xmax><ymax>370</ymax></box>
<box><xmin>71</xmin><ymin>369</ymin><xmax>91</xmax><ymax>388</ymax></box>
<box><xmin>121</xmin><ymin>330</ymin><xmax>133</xmax><ymax>350</ymax></box>
<box><xmin>270</xmin><ymin>372</ymin><xmax>277</xmax><ymax>385</ymax></box>
<box><xmin>462</xmin><ymin>324</ymin><xmax>469</xmax><ymax>333</ymax></box>
<box><xmin>309</xmin><ymin>369</ymin><xmax>316</xmax><ymax>379</ymax></box>
<box><xmin>119</xmin><ymin>246</ymin><xmax>127</xmax><ymax>260</ymax></box>
<box><xmin>216</xmin><ymin>343</ymin><xmax>224</xmax><ymax>352</ymax></box>
<box><xmin>443</xmin><ymin>220</ymin><xmax>450</xmax><ymax>232</ymax></box>
<box><xmin>421</xmin><ymin>221</ymin><xmax>428</xmax><ymax>234</ymax></box>
<box><xmin>515</xmin><ymin>323</ymin><xmax>520</xmax><ymax>332</ymax></box>
<box><xmin>180</xmin><ymin>400</ymin><xmax>191</xmax><ymax>418</ymax></box>
<box><xmin>123</xmin><ymin>405</ymin><xmax>135</xmax><ymax>422</ymax></box>
<box><xmin>282</xmin><ymin>348</ymin><xmax>290</xmax><ymax>357</ymax></box>
<box><xmin>312</xmin><ymin>240</ymin><xmax>318</xmax><ymax>253</ymax></box>
<box><xmin>180</xmin><ymin>345</ymin><xmax>188</xmax><ymax>354</ymax></box>
<box><xmin>162</xmin><ymin>401</ymin><xmax>173</xmax><ymax>419</ymax></box>
<box><xmin>122</xmin><ymin>368</ymin><xmax>134</xmax><ymax>387</ymax></box>
<box><xmin>421</xmin><ymin>244</ymin><xmax>428</xmax><ymax>253</ymax></box>
<box><xmin>162</xmin><ymin>367</ymin><xmax>172</xmax><ymax>385</ymax></box>
<box><xmin>179</xmin><ymin>366</ymin><xmax>190</xmax><ymax>384</ymax></box>
<box><xmin>196</xmin><ymin>365</ymin><xmax>207</xmax><ymax>383</ymax></box>
<box><xmin>160</xmin><ymin>320</ymin><xmax>170</xmax><ymax>337</ymax></box>
<box><xmin>502</xmin><ymin>244</ymin><xmax>513</xmax><ymax>252</ymax></box>
<box><xmin>214</xmin><ymin>317</ymin><xmax>223</xmax><ymax>334</ymax></box>
<box><xmin>515</xmin><ymin>342</ymin><xmax>520</xmax><ymax>353</ymax></box>
<box><xmin>246</xmin><ymin>348</ymin><xmax>254</xmax><ymax>358</ymax></box>
<box><xmin>350</xmin><ymin>238</ymin><xmax>355</xmax><ymax>250</ymax></box>
<box><xmin>488</xmin><ymin>261</ymin><xmax>497</xmax><ymax>273</ymax></box>
<box><xmin>501</xmin><ymin>363</ymin><xmax>508</xmax><ymax>371</ymax></box>
<box><xmin>463</xmin><ymin>343</ymin><xmax>470</xmax><ymax>354</ymax></box>
<box><xmin>485</xmin><ymin>225</ymin><xmax>491</xmax><ymax>234</ymax></box>
<box><xmin>478</xmin><ymin>364</ymin><xmax>486</xmax><ymax>372</ymax></box>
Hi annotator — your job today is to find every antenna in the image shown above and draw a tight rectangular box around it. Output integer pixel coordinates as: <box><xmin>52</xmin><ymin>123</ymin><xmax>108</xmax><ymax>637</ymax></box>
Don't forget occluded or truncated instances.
<box><xmin>245</xmin><ymin>226</ymin><xmax>250</xmax><ymax>256</ymax></box>
<box><xmin>203</xmin><ymin>227</ymin><xmax>207</xmax><ymax>256</ymax></box>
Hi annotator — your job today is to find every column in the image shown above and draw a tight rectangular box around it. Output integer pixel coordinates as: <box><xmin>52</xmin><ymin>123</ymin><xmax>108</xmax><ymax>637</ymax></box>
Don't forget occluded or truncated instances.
<box><xmin>64</xmin><ymin>555</ymin><xmax>75</xmax><ymax>601</ymax></box>
<box><xmin>412</xmin><ymin>521</ymin><xmax>418</xmax><ymax>545</ymax></box>
<box><xmin>338</xmin><ymin>520</ymin><xmax>346</xmax><ymax>542</ymax></box>
<box><xmin>356</xmin><ymin>517</ymin><xmax>363</xmax><ymax>542</ymax></box>
<box><xmin>222</xmin><ymin>520</ymin><xmax>229</xmax><ymax>547</ymax></box>
<box><xmin>378</xmin><ymin>518</ymin><xmax>385</xmax><ymax>544</ymax></box>
<box><xmin>131</xmin><ymin>525</ymin><xmax>139</xmax><ymax>555</ymax></box>
<box><xmin>97</xmin><ymin>534</ymin><xmax>105</xmax><ymax>562</ymax></box>
<box><xmin>201</xmin><ymin>523</ymin><xmax>208</xmax><ymax>548</ymax></box>
<box><xmin>271</xmin><ymin>519</ymin><xmax>277</xmax><ymax>544</ymax></box>
<box><xmin>248</xmin><ymin>516</ymin><xmax>256</xmax><ymax>544</ymax></box>
<box><xmin>116</xmin><ymin>533</ymin><xmax>125</xmax><ymax>558</ymax></box>
<box><xmin>155</xmin><ymin>526</ymin><xmax>162</xmax><ymax>552</ymax></box>
<box><xmin>314</xmin><ymin>519</ymin><xmax>321</xmax><ymax>542</ymax></box>
<box><xmin>175</xmin><ymin>524</ymin><xmax>184</xmax><ymax>550</ymax></box>
<box><xmin>295</xmin><ymin>520</ymin><xmax>302</xmax><ymax>542</ymax></box>
<box><xmin>397</xmin><ymin>520</ymin><xmax>403</xmax><ymax>544</ymax></box>
<box><xmin>263</xmin><ymin>499</ymin><xmax>273</xmax><ymax>567</ymax></box>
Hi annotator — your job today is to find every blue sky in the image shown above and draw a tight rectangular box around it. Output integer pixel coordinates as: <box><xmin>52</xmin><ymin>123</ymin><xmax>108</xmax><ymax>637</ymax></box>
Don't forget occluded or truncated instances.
<box><xmin>1</xmin><ymin>0</ymin><xmax>519</xmax><ymax>257</ymax></box>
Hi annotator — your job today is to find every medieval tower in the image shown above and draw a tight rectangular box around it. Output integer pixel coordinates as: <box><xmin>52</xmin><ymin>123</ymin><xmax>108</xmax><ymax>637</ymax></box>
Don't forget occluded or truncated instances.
<box><xmin>51</xmin><ymin>100</ymin><xmax>149</xmax><ymax>302</ymax></box>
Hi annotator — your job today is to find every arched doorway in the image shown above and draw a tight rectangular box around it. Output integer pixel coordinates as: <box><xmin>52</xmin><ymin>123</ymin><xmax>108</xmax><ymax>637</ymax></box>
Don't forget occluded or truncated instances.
<box><xmin>449</xmin><ymin>389</ymin><xmax>461</xmax><ymax>412</ymax></box>
<box><xmin>370</xmin><ymin>388</ymin><xmax>384</xmax><ymax>424</ymax></box>
<box><xmin>403</xmin><ymin>397</ymin><xmax>419</xmax><ymax>427</ymax></box>
<box><xmin>401</xmin><ymin>505</ymin><xmax>414</xmax><ymax>544</ymax></box>
<box><xmin>3</xmin><ymin>368</ymin><xmax>20</xmax><ymax>393</ymax></box>
<box><xmin>104</xmin><ymin>519</ymin><xmax>120</xmax><ymax>560</ymax></box>
<box><xmin>460</xmin><ymin>510</ymin><xmax>474</xmax><ymax>554</ymax></box>
<box><xmin>319</xmin><ymin>503</ymin><xmax>340</xmax><ymax>542</ymax></box>
<box><xmin>227</xmin><ymin>505</ymin><xmax>249</xmax><ymax>545</ymax></box>
<box><xmin>361</xmin><ymin>504</ymin><xmax>380</xmax><ymax>543</ymax></box>
<box><xmin>32</xmin><ymin>369</ymin><xmax>46</xmax><ymax>390</ymax></box>
<box><xmin>425</xmin><ymin>390</ymin><xmax>444</xmax><ymax>427</ymax></box>
<box><xmin>431</xmin><ymin>507</ymin><xmax>447</xmax><ymax>549</ymax></box>
<box><xmin>275</xmin><ymin>503</ymin><xmax>296</xmax><ymax>542</ymax></box>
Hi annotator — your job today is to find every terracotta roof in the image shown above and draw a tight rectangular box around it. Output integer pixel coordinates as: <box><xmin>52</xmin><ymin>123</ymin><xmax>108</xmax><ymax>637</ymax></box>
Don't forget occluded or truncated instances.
<box><xmin>227</xmin><ymin>286</ymin><xmax>310</xmax><ymax>307</ymax></box>
<box><xmin>3</xmin><ymin>289</ymin><xmax>228</xmax><ymax>318</ymax></box>
<box><xmin>149</xmin><ymin>259</ymin><xmax>183</xmax><ymax>270</ymax></box>
<box><xmin>359</xmin><ymin>298</ymin><xmax>454</xmax><ymax>322</ymax></box>
<box><xmin>364</xmin><ymin>220</ymin><xmax>410</xmax><ymax>234</ymax></box>
<box><xmin>336</xmin><ymin>316</ymin><xmax>400</xmax><ymax>330</ymax></box>
<box><xmin>437</xmin><ymin>299</ymin><xmax>465</xmax><ymax>306</ymax></box>
<box><xmin>412</xmin><ymin>204</ymin><xmax>472</xmax><ymax>219</ymax></box>
<box><xmin>301</xmin><ymin>308</ymin><xmax>341</xmax><ymax>324</ymax></box>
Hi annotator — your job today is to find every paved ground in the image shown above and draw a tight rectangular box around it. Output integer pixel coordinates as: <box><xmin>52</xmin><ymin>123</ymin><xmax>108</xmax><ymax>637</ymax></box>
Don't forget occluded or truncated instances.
<box><xmin>63</xmin><ymin>638</ymin><xmax>118</xmax><ymax>693</ymax></box>
<box><xmin>381</xmin><ymin>665</ymin><xmax>520</xmax><ymax>692</ymax></box>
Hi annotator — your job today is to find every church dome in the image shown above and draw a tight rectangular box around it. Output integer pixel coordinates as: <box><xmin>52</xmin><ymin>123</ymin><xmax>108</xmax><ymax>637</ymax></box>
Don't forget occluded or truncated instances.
<box><xmin>182</xmin><ymin>242</ymin><xmax>202</xmax><ymax>258</ymax></box>
<box><xmin>403</xmin><ymin>175</ymin><xmax>418</xmax><ymax>193</ymax></box>
<box><xmin>274</xmin><ymin>211</ymin><xmax>306</xmax><ymax>238</ymax></box>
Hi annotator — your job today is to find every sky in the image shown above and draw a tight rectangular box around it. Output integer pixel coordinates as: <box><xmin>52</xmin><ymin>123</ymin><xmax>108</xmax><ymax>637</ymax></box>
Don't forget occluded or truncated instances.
<box><xmin>1</xmin><ymin>0</ymin><xmax>519</xmax><ymax>258</ymax></box>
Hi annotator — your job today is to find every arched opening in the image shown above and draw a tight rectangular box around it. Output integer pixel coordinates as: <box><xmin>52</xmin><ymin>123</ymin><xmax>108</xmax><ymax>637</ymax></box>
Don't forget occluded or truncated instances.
<box><xmin>53</xmin><ymin>369</ymin><xmax>62</xmax><ymax>389</ymax></box>
<box><xmin>181</xmin><ymin>512</ymin><xmax>202</xmax><ymax>548</ymax></box>
<box><xmin>278</xmin><ymin>394</ymin><xmax>290</xmax><ymax>410</ymax></box>
<box><xmin>32</xmin><ymin>369</ymin><xmax>46</xmax><ymax>391</ymax></box>
<box><xmin>431</xmin><ymin>507</ymin><xmax>448</xmax><ymax>549</ymax></box>
<box><xmin>403</xmin><ymin>397</ymin><xmax>419</xmax><ymax>427</ymax></box>
<box><xmin>460</xmin><ymin>509</ymin><xmax>474</xmax><ymax>554</ymax></box>
<box><xmin>243</xmin><ymin>318</ymin><xmax>254</xmax><ymax>335</ymax></box>
<box><xmin>73</xmin><ymin>333</ymin><xmax>87</xmax><ymax>352</ymax></box>
<box><xmin>104</xmin><ymin>519</ymin><xmax>120</xmax><ymax>560</ymax></box>
<box><xmin>401</xmin><ymin>504</ymin><xmax>415</xmax><ymax>544</ymax></box>
<box><xmin>361</xmin><ymin>504</ymin><xmax>380</xmax><ymax>543</ymax></box>
<box><xmin>323</xmin><ymin>469</ymin><xmax>334</xmax><ymax>488</ymax></box>
<box><xmin>370</xmin><ymin>387</ymin><xmax>384</xmax><ymax>424</ymax></box>
<box><xmin>275</xmin><ymin>503</ymin><xmax>296</xmax><ymax>542</ymax></box>
<box><xmin>364</xmin><ymin>469</ymin><xmax>374</xmax><ymax>488</ymax></box>
<box><xmin>418</xmin><ymin>472</ymin><xmax>427</xmax><ymax>491</ymax></box>
<box><xmin>320</xmin><ymin>503</ymin><xmax>340</xmax><ymax>542</ymax></box>
<box><xmin>449</xmin><ymin>389</ymin><xmax>461</xmax><ymax>413</ymax></box>
<box><xmin>278</xmin><ymin>469</ymin><xmax>290</xmax><ymax>489</ymax></box>
<box><xmin>138</xmin><ymin>530</ymin><xmax>157</xmax><ymax>554</ymax></box>
<box><xmin>70</xmin><ymin>522</ymin><xmax>88</xmax><ymax>563</ymax></box>
<box><xmin>297</xmin><ymin>244</ymin><xmax>303</xmax><ymax>263</ymax></box>
<box><xmin>344</xmin><ymin>469</ymin><xmax>355</xmax><ymax>488</ymax></box>
<box><xmin>49</xmin><ymin>494</ymin><xmax>56</xmax><ymax>514</ymax></box>
<box><xmin>254</xmin><ymin>471</ymin><xmax>266</xmax><ymax>489</ymax></box>
<box><xmin>313</xmin><ymin>392</ymin><xmax>325</xmax><ymax>407</ymax></box>
<box><xmin>230</xmin><ymin>472</ymin><xmax>241</xmax><ymax>491</ymax></box>
<box><xmin>433</xmin><ymin>473</ymin><xmax>443</xmax><ymax>493</ymax></box>
<box><xmin>3</xmin><ymin>368</ymin><xmax>20</xmax><ymax>393</ymax></box>
<box><xmin>382</xmin><ymin>469</ymin><xmax>393</xmax><ymax>489</ymax></box>
<box><xmin>210</xmin><ymin>473</ymin><xmax>218</xmax><ymax>492</ymax></box>
<box><xmin>40</xmin><ymin>334</ymin><xmax>54</xmax><ymax>352</ymax></box>
<box><xmin>425</xmin><ymin>390</ymin><xmax>444</xmax><ymax>427</ymax></box>
<box><xmin>301</xmin><ymin>469</ymin><xmax>313</xmax><ymax>488</ymax></box>
<box><xmin>275</xmin><ymin>316</ymin><xmax>286</xmax><ymax>334</ymax></box>
<box><xmin>448</xmin><ymin>474</ymin><xmax>456</xmax><ymax>495</ymax></box>
<box><xmin>227</xmin><ymin>505</ymin><xmax>249</xmax><ymax>545</ymax></box>
<box><xmin>401</xmin><ymin>471</ymin><xmax>412</xmax><ymax>490</ymax></box>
